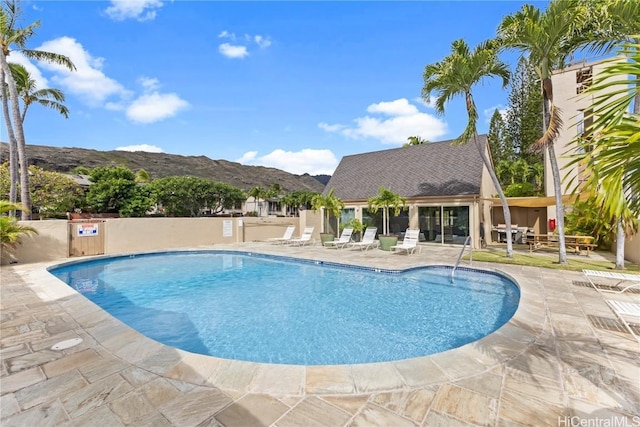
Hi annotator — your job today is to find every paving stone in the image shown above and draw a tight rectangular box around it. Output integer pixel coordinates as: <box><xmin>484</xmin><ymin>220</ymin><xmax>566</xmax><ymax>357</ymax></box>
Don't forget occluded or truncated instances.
<box><xmin>109</xmin><ymin>389</ymin><xmax>159</xmax><ymax>425</ymax></box>
<box><xmin>61</xmin><ymin>373</ymin><xmax>133</xmax><ymax>418</ymax></box>
<box><xmin>250</xmin><ymin>363</ymin><xmax>304</xmax><ymax>395</ymax></box>
<box><xmin>422</xmin><ymin>410</ymin><xmax>469</xmax><ymax>426</ymax></box>
<box><xmin>5</xmin><ymin>350</ymin><xmax>61</xmax><ymax>375</ymax></box>
<box><xmin>42</xmin><ymin>348</ymin><xmax>101</xmax><ymax>378</ymax></box>
<box><xmin>1</xmin><ymin>366</ymin><xmax>46</xmax><ymax>394</ymax></box>
<box><xmin>351</xmin><ymin>363</ymin><xmax>405</xmax><ymax>393</ymax></box>
<box><xmin>79</xmin><ymin>356</ymin><xmax>131</xmax><ymax>383</ymax></box>
<box><xmin>140</xmin><ymin>378</ymin><xmax>182</xmax><ymax>407</ymax></box>
<box><xmin>429</xmin><ymin>383</ymin><xmax>496</xmax><ymax>426</ymax></box>
<box><xmin>275</xmin><ymin>396</ymin><xmax>351</xmax><ymax>427</ymax></box>
<box><xmin>0</xmin><ymin>393</ymin><xmax>21</xmax><ymax>419</ymax></box>
<box><xmin>14</xmin><ymin>370</ymin><xmax>87</xmax><ymax>410</ymax></box>
<box><xmin>2</xmin><ymin>399</ymin><xmax>69</xmax><ymax>426</ymax></box>
<box><xmin>498</xmin><ymin>388</ymin><xmax>566</xmax><ymax>427</ymax></box>
<box><xmin>349</xmin><ymin>402</ymin><xmax>417</xmax><ymax>426</ymax></box>
<box><xmin>215</xmin><ymin>393</ymin><xmax>289</xmax><ymax>426</ymax></box>
<box><xmin>318</xmin><ymin>395</ymin><xmax>368</xmax><ymax>415</ymax></box>
<box><xmin>305</xmin><ymin>365</ymin><xmax>355</xmax><ymax>394</ymax></box>
<box><xmin>61</xmin><ymin>404</ymin><xmax>125</xmax><ymax>427</ymax></box>
<box><xmin>371</xmin><ymin>388</ymin><xmax>436</xmax><ymax>423</ymax></box>
<box><xmin>158</xmin><ymin>387</ymin><xmax>233</xmax><ymax>426</ymax></box>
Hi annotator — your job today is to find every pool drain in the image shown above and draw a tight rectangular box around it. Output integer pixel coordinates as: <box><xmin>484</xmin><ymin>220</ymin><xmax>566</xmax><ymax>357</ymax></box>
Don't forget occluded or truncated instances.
<box><xmin>51</xmin><ymin>338</ymin><xmax>83</xmax><ymax>351</ymax></box>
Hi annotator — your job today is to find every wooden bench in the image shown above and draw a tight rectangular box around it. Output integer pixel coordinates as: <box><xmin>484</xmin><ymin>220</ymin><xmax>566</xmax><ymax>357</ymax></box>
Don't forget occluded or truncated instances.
<box><xmin>528</xmin><ymin>234</ymin><xmax>597</xmax><ymax>256</ymax></box>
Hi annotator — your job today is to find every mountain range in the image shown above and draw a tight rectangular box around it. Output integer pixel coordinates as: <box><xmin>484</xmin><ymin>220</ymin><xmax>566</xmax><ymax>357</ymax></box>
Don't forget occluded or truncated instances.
<box><xmin>0</xmin><ymin>143</ymin><xmax>328</xmax><ymax>193</ymax></box>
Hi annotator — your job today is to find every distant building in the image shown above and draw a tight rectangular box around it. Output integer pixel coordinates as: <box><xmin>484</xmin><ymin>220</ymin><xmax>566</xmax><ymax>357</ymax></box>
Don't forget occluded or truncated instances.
<box><xmin>323</xmin><ymin>136</ymin><xmax>498</xmax><ymax>248</ymax></box>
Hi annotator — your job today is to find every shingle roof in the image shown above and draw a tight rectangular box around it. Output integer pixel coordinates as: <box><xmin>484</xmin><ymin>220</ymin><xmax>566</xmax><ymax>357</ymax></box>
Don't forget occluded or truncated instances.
<box><xmin>324</xmin><ymin>135</ymin><xmax>486</xmax><ymax>200</ymax></box>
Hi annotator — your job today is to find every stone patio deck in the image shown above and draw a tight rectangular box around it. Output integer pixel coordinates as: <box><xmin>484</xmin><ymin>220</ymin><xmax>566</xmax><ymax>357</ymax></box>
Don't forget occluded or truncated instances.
<box><xmin>1</xmin><ymin>242</ymin><xmax>638</xmax><ymax>426</ymax></box>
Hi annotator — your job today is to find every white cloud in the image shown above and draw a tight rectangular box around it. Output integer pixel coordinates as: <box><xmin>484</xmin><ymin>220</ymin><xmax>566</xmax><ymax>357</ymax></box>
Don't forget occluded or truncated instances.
<box><xmin>104</xmin><ymin>0</ymin><xmax>163</xmax><ymax>22</ymax></box>
<box><xmin>254</xmin><ymin>35</ymin><xmax>272</xmax><ymax>49</ymax></box>
<box><xmin>115</xmin><ymin>144</ymin><xmax>164</xmax><ymax>153</ymax></box>
<box><xmin>218</xmin><ymin>43</ymin><xmax>249</xmax><ymax>59</ymax></box>
<box><xmin>366</xmin><ymin>98</ymin><xmax>418</xmax><ymax>116</ymax></box>
<box><xmin>237</xmin><ymin>148</ymin><xmax>338</xmax><ymax>175</ymax></box>
<box><xmin>237</xmin><ymin>151</ymin><xmax>258</xmax><ymax>163</ymax></box>
<box><xmin>320</xmin><ymin>98</ymin><xmax>447</xmax><ymax>145</ymax></box>
<box><xmin>218</xmin><ymin>30</ymin><xmax>271</xmax><ymax>58</ymax></box>
<box><xmin>126</xmin><ymin>91</ymin><xmax>189</xmax><ymax>124</ymax></box>
<box><xmin>35</xmin><ymin>37</ymin><xmax>130</xmax><ymax>107</ymax></box>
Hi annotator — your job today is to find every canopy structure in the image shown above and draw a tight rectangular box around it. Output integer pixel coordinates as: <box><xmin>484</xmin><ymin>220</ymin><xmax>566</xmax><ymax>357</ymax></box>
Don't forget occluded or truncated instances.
<box><xmin>485</xmin><ymin>193</ymin><xmax>589</xmax><ymax>208</ymax></box>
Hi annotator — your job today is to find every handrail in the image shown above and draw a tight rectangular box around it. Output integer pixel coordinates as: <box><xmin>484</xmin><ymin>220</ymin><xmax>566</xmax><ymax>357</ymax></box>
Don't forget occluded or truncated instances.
<box><xmin>451</xmin><ymin>235</ymin><xmax>473</xmax><ymax>281</ymax></box>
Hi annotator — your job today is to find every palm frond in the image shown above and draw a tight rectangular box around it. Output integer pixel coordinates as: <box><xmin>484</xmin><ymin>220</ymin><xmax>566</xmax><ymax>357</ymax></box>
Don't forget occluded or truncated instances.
<box><xmin>533</xmin><ymin>103</ymin><xmax>563</xmax><ymax>152</ymax></box>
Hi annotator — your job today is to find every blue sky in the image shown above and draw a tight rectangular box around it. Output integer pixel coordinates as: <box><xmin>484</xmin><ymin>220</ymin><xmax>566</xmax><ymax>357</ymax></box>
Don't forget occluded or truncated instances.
<box><xmin>8</xmin><ymin>0</ymin><xmax>548</xmax><ymax>175</ymax></box>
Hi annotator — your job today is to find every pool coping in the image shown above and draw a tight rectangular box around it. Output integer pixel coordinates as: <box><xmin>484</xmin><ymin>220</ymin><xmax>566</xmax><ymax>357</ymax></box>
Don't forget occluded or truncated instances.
<box><xmin>30</xmin><ymin>247</ymin><xmax>545</xmax><ymax>397</ymax></box>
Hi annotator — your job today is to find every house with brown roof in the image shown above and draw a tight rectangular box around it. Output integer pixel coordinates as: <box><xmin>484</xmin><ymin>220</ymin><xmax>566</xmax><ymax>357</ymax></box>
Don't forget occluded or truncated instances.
<box><xmin>323</xmin><ymin>135</ymin><xmax>497</xmax><ymax>248</ymax></box>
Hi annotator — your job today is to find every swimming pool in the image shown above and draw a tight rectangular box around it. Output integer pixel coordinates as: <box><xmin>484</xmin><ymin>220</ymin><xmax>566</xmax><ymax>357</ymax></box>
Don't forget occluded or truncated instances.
<box><xmin>50</xmin><ymin>251</ymin><xmax>520</xmax><ymax>365</ymax></box>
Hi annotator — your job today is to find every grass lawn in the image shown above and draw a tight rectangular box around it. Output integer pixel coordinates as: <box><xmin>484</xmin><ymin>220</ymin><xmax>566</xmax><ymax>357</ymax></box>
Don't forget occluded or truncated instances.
<box><xmin>466</xmin><ymin>246</ymin><xmax>640</xmax><ymax>273</ymax></box>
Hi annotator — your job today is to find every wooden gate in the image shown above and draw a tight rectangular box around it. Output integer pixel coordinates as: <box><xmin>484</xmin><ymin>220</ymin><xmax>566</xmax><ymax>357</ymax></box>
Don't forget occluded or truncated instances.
<box><xmin>69</xmin><ymin>220</ymin><xmax>105</xmax><ymax>257</ymax></box>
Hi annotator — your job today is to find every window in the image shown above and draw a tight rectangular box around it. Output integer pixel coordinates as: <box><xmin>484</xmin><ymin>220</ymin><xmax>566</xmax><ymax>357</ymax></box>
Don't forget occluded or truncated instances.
<box><xmin>576</xmin><ymin>67</ymin><xmax>593</xmax><ymax>94</ymax></box>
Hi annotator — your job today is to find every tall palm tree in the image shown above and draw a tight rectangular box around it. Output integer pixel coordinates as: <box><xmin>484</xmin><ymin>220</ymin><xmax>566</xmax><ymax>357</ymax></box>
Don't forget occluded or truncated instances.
<box><xmin>422</xmin><ymin>39</ymin><xmax>514</xmax><ymax>257</ymax></box>
<box><xmin>1</xmin><ymin>0</ymin><xmax>75</xmax><ymax>219</ymax></box>
<box><xmin>10</xmin><ymin>62</ymin><xmax>69</xmax><ymax>122</ymax></box>
<box><xmin>0</xmin><ymin>65</ymin><xmax>17</xmax><ymax>205</ymax></box>
<box><xmin>497</xmin><ymin>1</ymin><xmax>592</xmax><ymax>264</ymax></box>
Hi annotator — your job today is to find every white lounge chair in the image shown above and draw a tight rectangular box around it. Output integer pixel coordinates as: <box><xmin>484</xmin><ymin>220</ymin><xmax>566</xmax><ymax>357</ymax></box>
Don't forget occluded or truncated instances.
<box><xmin>604</xmin><ymin>300</ymin><xmax>640</xmax><ymax>342</ymax></box>
<box><xmin>265</xmin><ymin>225</ymin><xmax>295</xmax><ymax>244</ymax></box>
<box><xmin>288</xmin><ymin>226</ymin><xmax>315</xmax><ymax>246</ymax></box>
<box><xmin>583</xmin><ymin>269</ymin><xmax>640</xmax><ymax>293</ymax></box>
<box><xmin>391</xmin><ymin>229</ymin><xmax>421</xmax><ymax>255</ymax></box>
<box><xmin>349</xmin><ymin>227</ymin><xmax>378</xmax><ymax>251</ymax></box>
<box><xmin>324</xmin><ymin>227</ymin><xmax>354</xmax><ymax>249</ymax></box>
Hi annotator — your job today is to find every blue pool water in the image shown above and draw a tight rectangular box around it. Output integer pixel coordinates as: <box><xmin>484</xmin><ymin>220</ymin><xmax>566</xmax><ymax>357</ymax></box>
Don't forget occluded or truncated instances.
<box><xmin>50</xmin><ymin>251</ymin><xmax>519</xmax><ymax>365</ymax></box>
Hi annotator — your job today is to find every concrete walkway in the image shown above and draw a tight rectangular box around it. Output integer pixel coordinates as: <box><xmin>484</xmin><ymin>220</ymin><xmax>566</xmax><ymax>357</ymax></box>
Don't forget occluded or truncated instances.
<box><xmin>1</xmin><ymin>243</ymin><xmax>638</xmax><ymax>426</ymax></box>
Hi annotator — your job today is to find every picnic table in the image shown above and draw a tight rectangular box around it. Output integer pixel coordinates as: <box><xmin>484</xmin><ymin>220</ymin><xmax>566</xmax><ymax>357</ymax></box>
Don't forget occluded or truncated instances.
<box><xmin>527</xmin><ymin>234</ymin><xmax>597</xmax><ymax>256</ymax></box>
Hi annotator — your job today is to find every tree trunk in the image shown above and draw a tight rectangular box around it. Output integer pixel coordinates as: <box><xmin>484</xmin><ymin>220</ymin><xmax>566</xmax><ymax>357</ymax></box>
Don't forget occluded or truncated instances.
<box><xmin>474</xmin><ymin>134</ymin><xmax>513</xmax><ymax>257</ymax></box>
<box><xmin>0</xmin><ymin>49</ymin><xmax>30</xmax><ymax>220</ymax></box>
<box><xmin>0</xmin><ymin>66</ymin><xmax>18</xmax><ymax>205</ymax></box>
<box><xmin>615</xmin><ymin>219</ymin><xmax>625</xmax><ymax>270</ymax></box>
<box><xmin>547</xmin><ymin>143</ymin><xmax>567</xmax><ymax>264</ymax></box>
<box><xmin>541</xmin><ymin>85</ymin><xmax>567</xmax><ymax>264</ymax></box>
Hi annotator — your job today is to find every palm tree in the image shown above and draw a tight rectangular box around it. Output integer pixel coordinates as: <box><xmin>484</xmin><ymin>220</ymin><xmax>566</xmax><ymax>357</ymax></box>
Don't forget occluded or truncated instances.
<box><xmin>366</xmin><ymin>187</ymin><xmax>406</xmax><ymax>236</ymax></box>
<box><xmin>247</xmin><ymin>186</ymin><xmax>265</xmax><ymax>215</ymax></box>
<box><xmin>1</xmin><ymin>0</ymin><xmax>75</xmax><ymax>219</ymax></box>
<box><xmin>403</xmin><ymin>136</ymin><xmax>429</xmax><ymax>147</ymax></box>
<box><xmin>0</xmin><ymin>200</ymin><xmax>37</xmax><ymax>263</ymax></box>
<box><xmin>497</xmin><ymin>1</ymin><xmax>592</xmax><ymax>264</ymax></box>
<box><xmin>10</xmin><ymin>63</ymin><xmax>69</xmax><ymax>122</ymax></box>
<box><xmin>422</xmin><ymin>39</ymin><xmax>514</xmax><ymax>257</ymax></box>
<box><xmin>311</xmin><ymin>188</ymin><xmax>344</xmax><ymax>236</ymax></box>
<box><xmin>570</xmin><ymin>40</ymin><xmax>640</xmax><ymax>269</ymax></box>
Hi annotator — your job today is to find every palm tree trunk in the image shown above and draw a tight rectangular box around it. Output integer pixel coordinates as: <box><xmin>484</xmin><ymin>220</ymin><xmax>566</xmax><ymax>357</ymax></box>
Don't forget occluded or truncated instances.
<box><xmin>547</xmin><ymin>143</ymin><xmax>567</xmax><ymax>264</ymax></box>
<box><xmin>473</xmin><ymin>134</ymin><xmax>513</xmax><ymax>257</ymax></box>
<box><xmin>0</xmin><ymin>49</ymin><xmax>30</xmax><ymax>220</ymax></box>
<box><xmin>0</xmin><ymin>66</ymin><xmax>18</xmax><ymax>205</ymax></box>
<box><xmin>615</xmin><ymin>220</ymin><xmax>625</xmax><ymax>270</ymax></box>
<box><xmin>541</xmin><ymin>84</ymin><xmax>567</xmax><ymax>264</ymax></box>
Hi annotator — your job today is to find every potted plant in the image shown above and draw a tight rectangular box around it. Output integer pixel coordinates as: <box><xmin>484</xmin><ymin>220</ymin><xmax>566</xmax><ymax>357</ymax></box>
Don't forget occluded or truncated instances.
<box><xmin>0</xmin><ymin>201</ymin><xmax>38</xmax><ymax>264</ymax></box>
<box><xmin>311</xmin><ymin>188</ymin><xmax>345</xmax><ymax>246</ymax></box>
<box><xmin>341</xmin><ymin>217</ymin><xmax>365</xmax><ymax>242</ymax></box>
<box><xmin>367</xmin><ymin>187</ymin><xmax>406</xmax><ymax>251</ymax></box>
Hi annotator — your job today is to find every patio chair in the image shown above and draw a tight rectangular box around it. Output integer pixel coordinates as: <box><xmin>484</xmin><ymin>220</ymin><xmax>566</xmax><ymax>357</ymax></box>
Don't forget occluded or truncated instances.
<box><xmin>583</xmin><ymin>269</ymin><xmax>640</xmax><ymax>293</ymax></box>
<box><xmin>390</xmin><ymin>229</ymin><xmax>421</xmax><ymax>255</ymax></box>
<box><xmin>349</xmin><ymin>227</ymin><xmax>378</xmax><ymax>251</ymax></box>
<box><xmin>604</xmin><ymin>299</ymin><xmax>640</xmax><ymax>342</ymax></box>
<box><xmin>265</xmin><ymin>225</ymin><xmax>295</xmax><ymax>244</ymax></box>
<box><xmin>288</xmin><ymin>226</ymin><xmax>315</xmax><ymax>246</ymax></box>
<box><xmin>324</xmin><ymin>227</ymin><xmax>354</xmax><ymax>249</ymax></box>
